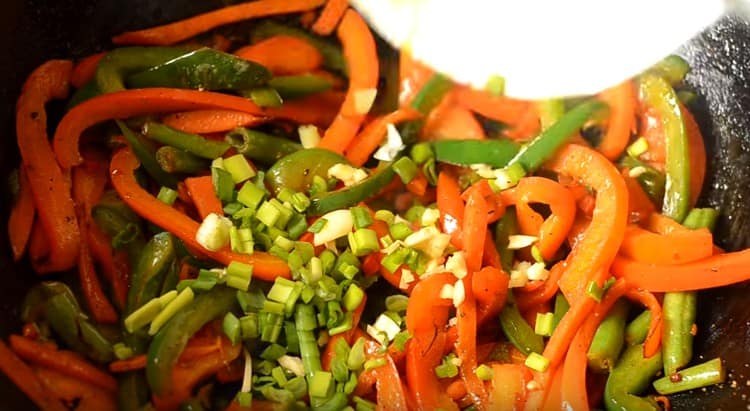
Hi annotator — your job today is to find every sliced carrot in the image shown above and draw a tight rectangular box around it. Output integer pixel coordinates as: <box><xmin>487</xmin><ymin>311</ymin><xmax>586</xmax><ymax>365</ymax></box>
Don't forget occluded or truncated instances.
<box><xmin>437</xmin><ymin>171</ymin><xmax>465</xmax><ymax>249</ymax></box>
<box><xmin>109</xmin><ymin>355</ymin><xmax>147</xmax><ymax>373</ymax></box>
<box><xmin>9</xmin><ymin>335</ymin><xmax>118</xmax><ymax>393</ymax></box>
<box><xmin>17</xmin><ymin>59</ymin><xmax>80</xmax><ymax>272</ymax></box>
<box><xmin>311</xmin><ymin>0</ymin><xmax>349</xmax><ymax>35</ymax></box>
<box><xmin>619</xmin><ymin>224</ymin><xmax>713</xmax><ymax>265</ymax></box>
<box><xmin>71</xmin><ymin>52</ymin><xmax>106</xmax><ymax>89</ymax></box>
<box><xmin>110</xmin><ymin>148</ymin><xmax>290</xmax><ymax>281</ymax></box>
<box><xmin>161</xmin><ymin>110</ymin><xmax>266</xmax><ymax>134</ymax></box>
<box><xmin>344</xmin><ymin>107</ymin><xmax>420</xmax><ymax>166</ymax></box>
<box><xmin>235</xmin><ymin>35</ymin><xmax>323</xmax><ymax>75</ymax></box>
<box><xmin>318</xmin><ymin>9</ymin><xmax>379</xmax><ymax>153</ymax></box>
<box><xmin>8</xmin><ymin>168</ymin><xmax>35</xmax><ymax>261</ymax></box>
<box><xmin>423</xmin><ymin>102</ymin><xmax>486</xmax><ymax>141</ymax></box>
<box><xmin>113</xmin><ymin>0</ymin><xmax>326</xmax><ymax>45</ymax></box>
<box><xmin>34</xmin><ymin>366</ymin><xmax>117</xmax><ymax>411</ymax></box>
<box><xmin>0</xmin><ymin>340</ymin><xmax>68</xmax><ymax>411</ymax></box>
<box><xmin>54</xmin><ymin>88</ymin><xmax>266</xmax><ymax>169</ymax></box>
<box><xmin>596</xmin><ymin>81</ymin><xmax>636</xmax><ymax>160</ymax></box>
<box><xmin>184</xmin><ymin>175</ymin><xmax>224</xmax><ymax>219</ymax></box>
<box><xmin>681</xmin><ymin>103</ymin><xmax>706</xmax><ymax>207</ymax></box>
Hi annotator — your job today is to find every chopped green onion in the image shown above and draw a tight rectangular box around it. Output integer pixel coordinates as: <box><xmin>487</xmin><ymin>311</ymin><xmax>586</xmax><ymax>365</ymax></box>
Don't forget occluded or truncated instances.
<box><xmin>123</xmin><ymin>298</ymin><xmax>162</xmax><ymax>333</ymax></box>
<box><xmin>652</xmin><ymin>357</ymin><xmax>725</xmax><ymax>395</ymax></box>
<box><xmin>348</xmin><ymin>228</ymin><xmax>379</xmax><ymax>257</ymax></box>
<box><xmin>393</xmin><ymin>157</ymin><xmax>418</xmax><ymax>183</ymax></box>
<box><xmin>298</xmin><ymin>124</ymin><xmax>321</xmax><ymax>148</ymax></box>
<box><xmin>410</xmin><ymin>142</ymin><xmax>434</xmax><ymax>165</ymax></box>
<box><xmin>240</xmin><ymin>313</ymin><xmax>259</xmax><ymax>339</ymax></box>
<box><xmin>338</xmin><ymin>262</ymin><xmax>359</xmax><ymax>280</ymax></box>
<box><xmin>319</xmin><ymin>250</ymin><xmax>336</xmax><ymax>274</ymax></box>
<box><xmin>534</xmin><ymin>312</ymin><xmax>555</xmax><ymax>337</ymax></box>
<box><xmin>342</xmin><ymin>285</ymin><xmax>365</xmax><ymax>312</ymax></box>
<box><xmin>586</xmin><ymin>280</ymin><xmax>604</xmax><ymax>302</ymax></box>
<box><xmin>309</xmin><ymin>370</ymin><xmax>334</xmax><ymax>398</ymax></box>
<box><xmin>353</xmin><ymin>396</ymin><xmax>376</xmax><ymax>411</ymax></box>
<box><xmin>223</xmin><ymin>202</ymin><xmax>244</xmax><ymax>215</ymax></box>
<box><xmin>300</xmin><ymin>285</ymin><xmax>316</xmax><ymax>303</ymax></box>
<box><xmin>350</xmin><ymin>206</ymin><xmax>373</xmax><ymax>229</ymax></box>
<box><xmin>683</xmin><ymin>208</ymin><xmax>719</xmax><ymax>232</ymax></box>
<box><xmin>156</xmin><ymin>186</ymin><xmax>178</xmax><ymax>205</ymax></box>
<box><xmin>374</xmin><ymin>209</ymin><xmax>395</xmax><ymax>225</ymax></box>
<box><xmin>291</xmin><ymin>192</ymin><xmax>311</xmax><ymax>213</ymax></box>
<box><xmin>263</xmin><ymin>300</ymin><xmax>286</xmax><ymax>316</ymax></box>
<box><xmin>211</xmin><ymin>166</ymin><xmax>236</xmax><ymax>204</ymax></box>
<box><xmin>310</xmin><ymin>175</ymin><xmax>328</xmax><ymax>196</ymax></box>
<box><xmin>191</xmin><ymin>270</ymin><xmax>219</xmax><ymax>291</ymax></box>
<box><xmin>435</xmin><ymin>358</ymin><xmax>458</xmax><ymax>379</ymax></box>
<box><xmin>261</xmin><ymin>343</ymin><xmax>287</xmax><ymax>361</ymax></box>
<box><xmin>328</xmin><ymin>313</ymin><xmax>353</xmax><ymax>336</ymax></box>
<box><xmin>308</xmin><ymin>218</ymin><xmax>328</xmax><ymax>234</ymax></box>
<box><xmin>247</xmin><ymin>87</ymin><xmax>283</xmax><ymax>108</ymax></box>
<box><xmin>381</xmin><ymin>247</ymin><xmax>410</xmax><ymax>273</ymax></box>
<box><xmin>223</xmin><ymin>312</ymin><xmax>241</xmax><ymax>344</ymax></box>
<box><xmin>149</xmin><ymin>287</ymin><xmax>195</xmax><ymax>335</ymax></box>
<box><xmin>271</xmin><ymin>366</ymin><xmax>288</xmax><ymax>386</ymax></box>
<box><xmin>256</xmin><ymin>201</ymin><xmax>281</xmax><ymax>228</ymax></box>
<box><xmin>113</xmin><ymin>342</ymin><xmax>134</xmax><ymax>360</ymax></box>
<box><xmin>236</xmin><ymin>392</ymin><xmax>253</xmax><ymax>408</ymax></box>
<box><xmin>389</xmin><ymin>222</ymin><xmax>413</xmax><ymax>241</ymax></box>
<box><xmin>392</xmin><ymin>330</ymin><xmax>412</xmax><ymax>352</ymax></box>
<box><xmin>364</xmin><ymin>358</ymin><xmax>387</xmax><ymax>370</ymax></box>
<box><xmin>404</xmin><ymin>205</ymin><xmax>425</xmax><ymax>224</ymax></box>
<box><xmin>531</xmin><ymin>245</ymin><xmax>544</xmax><ymax>264</ymax></box>
<box><xmin>261</xmin><ymin>312</ymin><xmax>284</xmax><ymax>343</ymax></box>
<box><xmin>525</xmin><ymin>352</ymin><xmax>550</xmax><ymax>372</ymax></box>
<box><xmin>475</xmin><ymin>364</ymin><xmax>493</xmax><ymax>381</ymax></box>
<box><xmin>286</xmin><ymin>214</ymin><xmax>308</xmax><ymax>240</ymax></box>
<box><xmin>627</xmin><ymin>137</ymin><xmax>649</xmax><ymax>157</ymax></box>
<box><xmin>495</xmin><ymin>162</ymin><xmax>527</xmax><ymax>190</ymax></box>
<box><xmin>274</xmin><ymin>236</ymin><xmax>295</xmax><ymax>252</ymax></box>
<box><xmin>237</xmin><ymin>288</ymin><xmax>265</xmax><ymax>313</ymax></box>
<box><xmin>223</xmin><ymin>153</ymin><xmax>256</xmax><ymax>184</ymax></box>
<box><xmin>237</xmin><ymin>182</ymin><xmax>266</xmax><ymax>211</ymax></box>
<box><xmin>226</xmin><ymin>261</ymin><xmax>254</xmax><ymax>291</ymax></box>
<box><xmin>347</xmin><ymin>337</ymin><xmax>366</xmax><ymax>371</ymax></box>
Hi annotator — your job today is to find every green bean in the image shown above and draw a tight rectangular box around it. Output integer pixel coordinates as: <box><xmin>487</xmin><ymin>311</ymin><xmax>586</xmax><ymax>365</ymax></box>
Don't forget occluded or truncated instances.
<box><xmin>587</xmin><ymin>300</ymin><xmax>629</xmax><ymax>372</ymax></box>
<box><xmin>625</xmin><ymin>310</ymin><xmax>651</xmax><ymax>346</ymax></box>
<box><xmin>142</xmin><ymin>121</ymin><xmax>230</xmax><ymax>159</ymax></box>
<box><xmin>647</xmin><ymin>55</ymin><xmax>690</xmax><ymax>86</ymax></box>
<box><xmin>117</xmin><ymin>372</ymin><xmax>149</xmax><ymax>411</ymax></box>
<box><xmin>155</xmin><ymin>146</ymin><xmax>210</xmax><ymax>175</ymax></box>
<box><xmin>226</xmin><ymin>128</ymin><xmax>301</xmax><ymax>165</ymax></box>
<box><xmin>604</xmin><ymin>344</ymin><xmax>663</xmax><ymax>411</ymax></box>
<box><xmin>433</xmin><ymin>139</ymin><xmax>520</xmax><ymax>168</ymax></box>
<box><xmin>314</xmin><ymin>392</ymin><xmax>348</xmax><ymax>411</ymax></box>
<box><xmin>117</xmin><ymin>120</ymin><xmax>179</xmax><ymax>189</ymax></box>
<box><xmin>269</xmin><ymin>74</ymin><xmax>333</xmax><ymax>99</ymax></box>
<box><xmin>295</xmin><ymin>304</ymin><xmax>322</xmax><ymax>381</ymax></box>
<box><xmin>499</xmin><ymin>298</ymin><xmax>544</xmax><ymax>355</ymax></box>
<box><xmin>652</xmin><ymin>357</ymin><xmax>725</xmax><ymax>395</ymax></box>
<box><xmin>126</xmin><ymin>232</ymin><xmax>176</xmax><ymax>315</ymax></box>
<box><xmin>662</xmin><ymin>292</ymin><xmax>696</xmax><ymax>377</ymax></box>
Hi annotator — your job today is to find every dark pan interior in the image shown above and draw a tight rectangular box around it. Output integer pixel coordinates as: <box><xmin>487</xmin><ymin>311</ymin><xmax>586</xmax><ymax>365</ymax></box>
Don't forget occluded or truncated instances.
<box><xmin>1</xmin><ymin>1</ymin><xmax>750</xmax><ymax>409</ymax></box>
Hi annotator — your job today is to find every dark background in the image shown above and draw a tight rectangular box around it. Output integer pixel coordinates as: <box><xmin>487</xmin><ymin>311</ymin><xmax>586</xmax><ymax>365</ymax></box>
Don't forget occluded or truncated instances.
<box><xmin>1</xmin><ymin>1</ymin><xmax>750</xmax><ymax>409</ymax></box>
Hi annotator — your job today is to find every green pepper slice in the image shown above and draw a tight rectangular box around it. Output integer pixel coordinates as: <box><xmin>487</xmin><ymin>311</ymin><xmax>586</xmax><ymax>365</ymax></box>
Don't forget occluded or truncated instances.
<box><xmin>433</xmin><ymin>139</ymin><xmax>519</xmax><ymax>168</ymax></box>
<box><xmin>226</xmin><ymin>128</ymin><xmax>302</xmax><ymax>165</ymax></box>
<box><xmin>97</xmin><ymin>47</ymin><xmax>187</xmax><ymax>93</ymax></box>
<box><xmin>126</xmin><ymin>232</ymin><xmax>176</xmax><ymax>315</ymax></box>
<box><xmin>308</xmin><ymin>164</ymin><xmax>396</xmax><ymax>216</ymax></box>
<box><xmin>266</xmin><ymin>148</ymin><xmax>348</xmax><ymax>195</ymax></box>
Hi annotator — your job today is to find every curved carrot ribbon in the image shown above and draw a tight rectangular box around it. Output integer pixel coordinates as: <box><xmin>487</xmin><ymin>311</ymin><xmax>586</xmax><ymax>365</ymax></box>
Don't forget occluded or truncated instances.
<box><xmin>110</xmin><ymin>148</ymin><xmax>290</xmax><ymax>281</ymax></box>
<box><xmin>235</xmin><ymin>35</ymin><xmax>323</xmax><ymax>75</ymax></box>
<box><xmin>161</xmin><ymin>110</ymin><xmax>266</xmax><ymax>134</ymax></box>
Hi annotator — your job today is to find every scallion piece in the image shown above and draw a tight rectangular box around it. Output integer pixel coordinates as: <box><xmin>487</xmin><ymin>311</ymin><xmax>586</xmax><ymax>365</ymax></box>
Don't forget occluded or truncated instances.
<box><xmin>212</xmin><ymin>166</ymin><xmax>235</xmax><ymax>203</ymax></box>
<box><xmin>237</xmin><ymin>182</ymin><xmax>266</xmax><ymax>211</ymax></box>
<box><xmin>350</xmin><ymin>206</ymin><xmax>373</xmax><ymax>230</ymax></box>
<box><xmin>348</xmin><ymin>228</ymin><xmax>379</xmax><ymax>257</ymax></box>
<box><xmin>364</xmin><ymin>358</ymin><xmax>387</xmax><ymax>371</ymax></box>
<box><xmin>475</xmin><ymin>364</ymin><xmax>493</xmax><ymax>381</ymax></box>
<box><xmin>534</xmin><ymin>312</ymin><xmax>555</xmax><ymax>337</ymax></box>
<box><xmin>156</xmin><ymin>186</ymin><xmax>178</xmax><ymax>205</ymax></box>
<box><xmin>309</xmin><ymin>370</ymin><xmax>334</xmax><ymax>399</ymax></box>
<box><xmin>223</xmin><ymin>312</ymin><xmax>241</xmax><ymax>344</ymax></box>
<box><xmin>586</xmin><ymin>280</ymin><xmax>604</xmax><ymax>302</ymax></box>
<box><xmin>223</xmin><ymin>153</ymin><xmax>256</xmax><ymax>184</ymax></box>
<box><xmin>389</xmin><ymin>222</ymin><xmax>413</xmax><ymax>241</ymax></box>
<box><xmin>342</xmin><ymin>285</ymin><xmax>365</xmax><ymax>312</ymax></box>
<box><xmin>260</xmin><ymin>343</ymin><xmax>287</xmax><ymax>361</ymax></box>
<box><xmin>240</xmin><ymin>313</ymin><xmax>259</xmax><ymax>339</ymax></box>
<box><xmin>392</xmin><ymin>156</ymin><xmax>418</xmax><ymax>183</ymax></box>
<box><xmin>148</xmin><ymin>287</ymin><xmax>195</xmax><ymax>335</ymax></box>
<box><xmin>410</xmin><ymin>142</ymin><xmax>434</xmax><ymax>165</ymax></box>
<box><xmin>525</xmin><ymin>352</ymin><xmax>550</xmax><ymax>372</ymax></box>
<box><xmin>226</xmin><ymin>261</ymin><xmax>254</xmax><ymax>291</ymax></box>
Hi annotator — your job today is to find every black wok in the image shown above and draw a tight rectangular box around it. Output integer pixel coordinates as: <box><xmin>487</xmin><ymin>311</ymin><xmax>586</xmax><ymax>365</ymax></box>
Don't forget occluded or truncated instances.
<box><xmin>1</xmin><ymin>1</ymin><xmax>749</xmax><ymax>409</ymax></box>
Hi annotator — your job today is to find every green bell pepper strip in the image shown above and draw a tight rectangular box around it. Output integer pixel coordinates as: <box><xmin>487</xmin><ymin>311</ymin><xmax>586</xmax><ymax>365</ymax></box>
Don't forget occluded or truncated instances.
<box><xmin>117</xmin><ymin>120</ymin><xmax>179</xmax><ymax>189</ymax></box>
<box><xmin>494</xmin><ymin>207</ymin><xmax>518</xmax><ymax>273</ymax></box>
<box><xmin>398</xmin><ymin>74</ymin><xmax>454</xmax><ymax>145</ymax></box>
<box><xmin>269</xmin><ymin>74</ymin><xmax>333</xmax><ymax>99</ymax></box>
<box><xmin>537</xmin><ymin>99</ymin><xmax>565</xmax><ymax>131</ymax></box>
<box><xmin>652</xmin><ymin>357</ymin><xmax>725</xmax><ymax>395</ymax></box>
<box><xmin>142</xmin><ymin>121</ymin><xmax>230</xmax><ymax>159</ymax></box>
<box><xmin>499</xmin><ymin>297</ymin><xmax>544</xmax><ymax>356</ymax></box>
<box><xmin>97</xmin><ymin>47</ymin><xmax>187</xmax><ymax>93</ymax></box>
<box><xmin>433</xmin><ymin>139</ymin><xmax>519</xmax><ymax>168</ymax></box>
<box><xmin>117</xmin><ymin>372</ymin><xmax>149</xmax><ymax>411</ymax></box>
<box><xmin>146</xmin><ymin>285</ymin><xmax>238</xmax><ymax>395</ymax></box>
<box><xmin>551</xmin><ymin>293</ymin><xmax>570</xmax><ymax>332</ymax></box>
<box><xmin>619</xmin><ymin>156</ymin><xmax>666</xmax><ymax>205</ymax></box>
<box><xmin>624</xmin><ymin>310</ymin><xmax>651</xmax><ymax>346</ymax></box>
<box><xmin>226</xmin><ymin>128</ymin><xmax>302</xmax><ymax>165</ymax></box>
<box><xmin>156</xmin><ymin>146</ymin><xmax>210</xmax><ymax>175</ymax></box>
<box><xmin>307</xmin><ymin>163</ymin><xmax>395</xmax><ymax>216</ymax></box>
<box><xmin>251</xmin><ymin>21</ymin><xmax>347</xmax><ymax>75</ymax></box>
<box><xmin>22</xmin><ymin>282</ymin><xmax>114</xmax><ymax>363</ymax></box>
<box><xmin>647</xmin><ymin>55</ymin><xmax>690</xmax><ymax>86</ymax></box>
<box><xmin>126</xmin><ymin>47</ymin><xmax>271</xmax><ymax>91</ymax></box>
<box><xmin>507</xmin><ymin>100</ymin><xmax>607</xmax><ymax>173</ymax></box>
<box><xmin>126</xmin><ymin>232</ymin><xmax>176</xmax><ymax>315</ymax></box>
<box><xmin>604</xmin><ymin>343</ymin><xmax>663</xmax><ymax>411</ymax></box>
<box><xmin>67</xmin><ymin>81</ymin><xmax>100</xmax><ymax>109</ymax></box>
<box><xmin>266</xmin><ymin>148</ymin><xmax>349</xmax><ymax>196</ymax></box>
<box><xmin>91</xmin><ymin>192</ymin><xmax>147</xmax><ymax>267</ymax></box>
<box><xmin>586</xmin><ymin>299</ymin><xmax>628</xmax><ymax>373</ymax></box>
<box><xmin>639</xmin><ymin>73</ymin><xmax>691</xmax><ymax>222</ymax></box>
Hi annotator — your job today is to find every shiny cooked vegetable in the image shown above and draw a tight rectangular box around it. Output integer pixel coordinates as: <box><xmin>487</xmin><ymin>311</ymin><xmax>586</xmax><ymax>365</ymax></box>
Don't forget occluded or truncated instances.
<box><xmin>1</xmin><ymin>2</ymin><xmax>739</xmax><ymax>411</ymax></box>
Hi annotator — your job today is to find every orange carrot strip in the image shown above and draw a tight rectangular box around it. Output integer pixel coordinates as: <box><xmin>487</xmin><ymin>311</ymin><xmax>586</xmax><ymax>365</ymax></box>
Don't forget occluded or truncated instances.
<box><xmin>184</xmin><ymin>175</ymin><xmax>224</xmax><ymax>219</ymax></box>
<box><xmin>17</xmin><ymin>59</ymin><xmax>80</xmax><ymax>272</ymax></box>
<box><xmin>344</xmin><ymin>107</ymin><xmax>420</xmax><ymax>166</ymax></box>
<box><xmin>71</xmin><ymin>52</ymin><xmax>106</xmax><ymax>89</ymax></box>
<box><xmin>437</xmin><ymin>171</ymin><xmax>465</xmax><ymax>248</ymax></box>
<box><xmin>54</xmin><ymin>88</ymin><xmax>265</xmax><ymax>170</ymax></box>
<box><xmin>9</xmin><ymin>335</ymin><xmax>118</xmax><ymax>393</ymax></box>
<box><xmin>311</xmin><ymin>0</ymin><xmax>349</xmax><ymax>35</ymax></box>
<box><xmin>647</xmin><ymin>212</ymin><xmax>685</xmax><ymax>235</ymax></box>
<box><xmin>28</xmin><ymin>220</ymin><xmax>53</xmax><ymax>273</ymax></box>
<box><xmin>8</xmin><ymin>168</ymin><xmax>35</xmax><ymax>261</ymax></box>
<box><xmin>619</xmin><ymin>224</ymin><xmax>713</xmax><ymax>265</ymax></box>
<box><xmin>0</xmin><ymin>340</ymin><xmax>68</xmax><ymax>411</ymax></box>
<box><xmin>547</xmin><ymin>144</ymin><xmax>628</xmax><ymax>304</ymax></box>
<box><xmin>109</xmin><ymin>355</ymin><xmax>147</xmax><ymax>373</ymax></box>
<box><xmin>34</xmin><ymin>366</ymin><xmax>117</xmax><ymax>411</ymax></box>
<box><xmin>597</xmin><ymin>81</ymin><xmax>636</xmax><ymax>160</ymax></box>
<box><xmin>681</xmin><ymin>103</ymin><xmax>706</xmax><ymax>207</ymax></box>
<box><xmin>110</xmin><ymin>148</ymin><xmax>290</xmax><ymax>281</ymax></box>
<box><xmin>235</xmin><ymin>35</ymin><xmax>323</xmax><ymax>75</ymax></box>
<box><xmin>625</xmin><ymin>288</ymin><xmax>663</xmax><ymax>358</ymax></box>
<box><xmin>265</xmin><ymin>90</ymin><xmax>344</xmax><ymax>127</ymax></box>
<box><xmin>113</xmin><ymin>0</ymin><xmax>326</xmax><ymax>45</ymax></box>
<box><xmin>161</xmin><ymin>110</ymin><xmax>266</xmax><ymax>134</ymax></box>
<box><xmin>561</xmin><ymin>279</ymin><xmax>630</xmax><ymax>411</ymax></box>
<box><xmin>422</xmin><ymin>103</ymin><xmax>487</xmax><ymax>141</ymax></box>
<box><xmin>318</xmin><ymin>9</ymin><xmax>379</xmax><ymax>153</ymax></box>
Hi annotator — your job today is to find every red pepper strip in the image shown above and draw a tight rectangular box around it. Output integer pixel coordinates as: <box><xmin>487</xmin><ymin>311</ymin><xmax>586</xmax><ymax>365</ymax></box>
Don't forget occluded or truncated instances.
<box><xmin>596</xmin><ymin>80</ymin><xmax>636</xmax><ymax>160</ymax></box>
<box><xmin>515</xmin><ymin>262</ymin><xmax>565</xmax><ymax>312</ymax></box>
<box><xmin>9</xmin><ymin>335</ymin><xmax>118</xmax><ymax>393</ymax></box>
<box><xmin>73</xmin><ymin>149</ymin><xmax>119</xmax><ymax>324</ymax></box>
<box><xmin>311</xmin><ymin>0</ymin><xmax>349</xmax><ymax>35</ymax></box>
<box><xmin>488</xmin><ymin>363</ymin><xmax>532</xmax><ymax>410</ymax></box>
<box><xmin>184</xmin><ymin>175</ymin><xmax>225</xmax><ymax>219</ymax></box>
<box><xmin>622</xmin><ymin>171</ymin><xmax>656</xmax><ymax>224</ymax></box>
<box><xmin>611</xmin><ymin>248</ymin><xmax>750</xmax><ymax>292</ymax></box>
<box><xmin>34</xmin><ymin>366</ymin><xmax>117</xmax><ymax>411</ymax></box>
<box><xmin>265</xmin><ymin>90</ymin><xmax>344</xmax><ymax>127</ymax></box>
<box><xmin>153</xmin><ymin>337</ymin><xmax>242</xmax><ymax>411</ymax></box>
<box><xmin>71</xmin><ymin>52</ymin><xmax>106</xmax><ymax>89</ymax></box>
<box><xmin>318</xmin><ymin>9</ymin><xmax>380</xmax><ymax>153</ymax></box>
<box><xmin>344</xmin><ymin>107</ymin><xmax>421</xmax><ymax>167</ymax></box>
<box><xmin>619</xmin><ymin>224</ymin><xmax>713</xmax><ymax>265</ymax></box>
<box><xmin>110</xmin><ymin>148</ymin><xmax>290</xmax><ymax>281</ymax></box>
<box><xmin>541</xmin><ymin>365</ymin><xmax>564</xmax><ymax>410</ymax></box>
<box><xmin>17</xmin><ymin>59</ymin><xmax>80</xmax><ymax>271</ymax></box>
<box><xmin>473</xmin><ymin>266</ymin><xmax>510</xmax><ymax>326</ymax></box>
<box><xmin>161</xmin><ymin>110</ymin><xmax>266</xmax><ymax>134</ymax></box>
<box><xmin>399</xmin><ymin>51</ymin><xmax>434</xmax><ymax>106</ymax></box>
<box><xmin>28</xmin><ymin>221</ymin><xmax>52</xmax><ymax>273</ymax></box>
<box><xmin>405</xmin><ymin>272</ymin><xmax>458</xmax><ymax>411</ymax></box>
<box><xmin>8</xmin><ymin>167</ymin><xmax>35</xmax><ymax>261</ymax></box>
<box><xmin>54</xmin><ymin>88</ymin><xmax>265</xmax><ymax>170</ymax></box>
<box><xmin>625</xmin><ymin>288</ymin><xmax>663</xmax><ymax>358</ymax></box>
<box><xmin>0</xmin><ymin>340</ymin><xmax>68</xmax><ymax>411</ymax></box>
<box><xmin>86</xmin><ymin>223</ymin><xmax>129</xmax><ymax>309</ymax></box>
<box><xmin>113</xmin><ymin>0</ymin><xmax>326</xmax><ymax>45</ymax></box>
<box><xmin>359</xmin><ymin>340</ymin><xmax>410</xmax><ymax>411</ymax></box>
<box><xmin>234</xmin><ymin>35</ymin><xmax>323</xmax><ymax>75</ymax></box>
<box><xmin>437</xmin><ymin>171</ymin><xmax>465</xmax><ymax>249</ymax></box>
<box><xmin>547</xmin><ymin>144</ymin><xmax>629</xmax><ymax>304</ymax></box>
<box><xmin>561</xmin><ymin>278</ymin><xmax>630</xmax><ymax>411</ymax></box>
<box><xmin>453</xmin><ymin>86</ymin><xmax>538</xmax><ymax>140</ymax></box>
